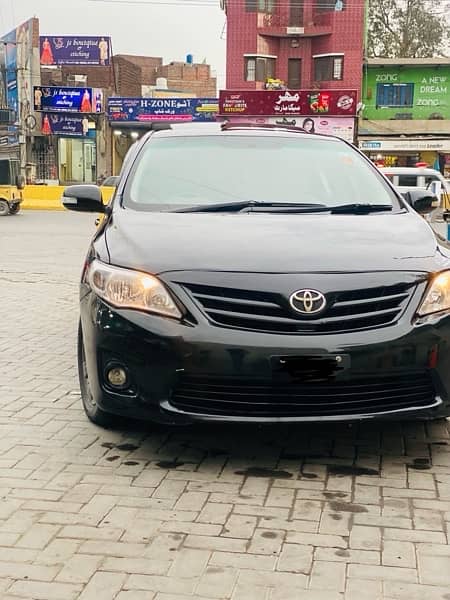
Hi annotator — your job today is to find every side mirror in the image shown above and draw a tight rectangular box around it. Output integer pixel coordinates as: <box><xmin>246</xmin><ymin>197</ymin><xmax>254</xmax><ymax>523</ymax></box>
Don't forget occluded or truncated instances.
<box><xmin>402</xmin><ymin>189</ymin><xmax>438</xmax><ymax>215</ymax></box>
<box><xmin>16</xmin><ymin>174</ymin><xmax>26</xmax><ymax>190</ymax></box>
<box><xmin>62</xmin><ymin>185</ymin><xmax>106</xmax><ymax>213</ymax></box>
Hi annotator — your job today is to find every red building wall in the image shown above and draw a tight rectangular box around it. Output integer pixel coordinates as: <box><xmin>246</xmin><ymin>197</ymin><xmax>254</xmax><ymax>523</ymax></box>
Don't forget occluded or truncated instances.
<box><xmin>225</xmin><ymin>0</ymin><xmax>364</xmax><ymax>93</ymax></box>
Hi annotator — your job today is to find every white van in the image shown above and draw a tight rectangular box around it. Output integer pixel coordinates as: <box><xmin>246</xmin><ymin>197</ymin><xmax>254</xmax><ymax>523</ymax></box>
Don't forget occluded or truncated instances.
<box><xmin>380</xmin><ymin>167</ymin><xmax>450</xmax><ymax>211</ymax></box>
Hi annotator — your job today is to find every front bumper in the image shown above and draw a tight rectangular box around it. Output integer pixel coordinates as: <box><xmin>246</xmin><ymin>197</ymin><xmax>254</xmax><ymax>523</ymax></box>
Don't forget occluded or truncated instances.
<box><xmin>80</xmin><ymin>293</ymin><xmax>450</xmax><ymax>424</ymax></box>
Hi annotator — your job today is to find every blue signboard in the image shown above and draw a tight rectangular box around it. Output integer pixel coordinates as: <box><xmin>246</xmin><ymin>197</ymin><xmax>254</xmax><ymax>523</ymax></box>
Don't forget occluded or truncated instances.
<box><xmin>107</xmin><ymin>97</ymin><xmax>219</xmax><ymax>123</ymax></box>
<box><xmin>41</xmin><ymin>113</ymin><xmax>95</xmax><ymax>137</ymax></box>
<box><xmin>34</xmin><ymin>86</ymin><xmax>103</xmax><ymax>113</ymax></box>
<box><xmin>40</xmin><ymin>36</ymin><xmax>111</xmax><ymax>66</ymax></box>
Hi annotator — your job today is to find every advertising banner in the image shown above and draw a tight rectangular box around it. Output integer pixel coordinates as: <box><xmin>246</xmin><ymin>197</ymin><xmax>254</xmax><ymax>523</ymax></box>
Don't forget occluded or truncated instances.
<box><xmin>225</xmin><ymin>115</ymin><xmax>355</xmax><ymax>143</ymax></box>
<box><xmin>41</xmin><ymin>113</ymin><xmax>94</xmax><ymax>137</ymax></box>
<box><xmin>34</xmin><ymin>86</ymin><xmax>103</xmax><ymax>113</ymax></box>
<box><xmin>1</xmin><ymin>19</ymin><xmax>35</xmax><ymax>125</ymax></box>
<box><xmin>40</xmin><ymin>36</ymin><xmax>111</xmax><ymax>66</ymax></box>
<box><xmin>107</xmin><ymin>97</ymin><xmax>219</xmax><ymax>122</ymax></box>
<box><xmin>219</xmin><ymin>90</ymin><xmax>357</xmax><ymax>117</ymax></box>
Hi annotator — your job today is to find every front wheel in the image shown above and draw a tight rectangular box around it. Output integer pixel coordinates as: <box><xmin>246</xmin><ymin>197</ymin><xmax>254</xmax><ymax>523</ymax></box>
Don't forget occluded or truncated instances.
<box><xmin>0</xmin><ymin>199</ymin><xmax>10</xmax><ymax>216</ymax></box>
<box><xmin>78</xmin><ymin>322</ymin><xmax>118</xmax><ymax>428</ymax></box>
<box><xmin>9</xmin><ymin>204</ymin><xmax>21</xmax><ymax>215</ymax></box>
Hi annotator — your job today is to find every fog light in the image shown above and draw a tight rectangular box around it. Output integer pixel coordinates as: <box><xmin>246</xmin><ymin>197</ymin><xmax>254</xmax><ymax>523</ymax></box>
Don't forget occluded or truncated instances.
<box><xmin>107</xmin><ymin>366</ymin><xmax>128</xmax><ymax>388</ymax></box>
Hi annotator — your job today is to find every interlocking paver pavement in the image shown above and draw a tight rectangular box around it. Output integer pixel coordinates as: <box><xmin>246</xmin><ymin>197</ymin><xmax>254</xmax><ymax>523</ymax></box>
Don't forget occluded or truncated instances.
<box><xmin>1</xmin><ymin>211</ymin><xmax>450</xmax><ymax>599</ymax></box>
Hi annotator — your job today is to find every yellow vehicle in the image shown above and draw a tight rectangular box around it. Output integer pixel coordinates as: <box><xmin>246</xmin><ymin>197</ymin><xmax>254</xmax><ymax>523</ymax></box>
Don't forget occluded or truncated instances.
<box><xmin>0</xmin><ymin>157</ymin><xmax>25</xmax><ymax>216</ymax></box>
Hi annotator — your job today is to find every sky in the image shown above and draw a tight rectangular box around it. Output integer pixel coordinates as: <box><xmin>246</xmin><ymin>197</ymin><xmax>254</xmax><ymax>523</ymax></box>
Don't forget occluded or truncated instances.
<box><xmin>0</xmin><ymin>0</ymin><xmax>227</xmax><ymax>89</ymax></box>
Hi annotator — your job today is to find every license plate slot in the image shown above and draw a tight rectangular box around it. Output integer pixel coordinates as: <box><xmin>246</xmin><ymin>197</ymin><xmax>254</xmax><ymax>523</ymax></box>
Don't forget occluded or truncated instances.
<box><xmin>271</xmin><ymin>354</ymin><xmax>350</xmax><ymax>382</ymax></box>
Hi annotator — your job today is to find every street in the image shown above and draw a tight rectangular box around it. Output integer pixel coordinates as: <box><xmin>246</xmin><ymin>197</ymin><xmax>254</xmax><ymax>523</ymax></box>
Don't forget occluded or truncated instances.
<box><xmin>1</xmin><ymin>210</ymin><xmax>450</xmax><ymax>600</ymax></box>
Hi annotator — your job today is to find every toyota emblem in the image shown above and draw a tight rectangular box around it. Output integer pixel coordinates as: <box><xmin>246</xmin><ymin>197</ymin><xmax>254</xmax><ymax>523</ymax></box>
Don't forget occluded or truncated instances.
<box><xmin>290</xmin><ymin>289</ymin><xmax>327</xmax><ymax>315</ymax></box>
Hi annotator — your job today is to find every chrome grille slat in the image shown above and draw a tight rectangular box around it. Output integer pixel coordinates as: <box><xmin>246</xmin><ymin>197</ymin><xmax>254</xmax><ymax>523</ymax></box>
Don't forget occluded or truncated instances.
<box><xmin>181</xmin><ymin>281</ymin><xmax>415</xmax><ymax>334</ymax></box>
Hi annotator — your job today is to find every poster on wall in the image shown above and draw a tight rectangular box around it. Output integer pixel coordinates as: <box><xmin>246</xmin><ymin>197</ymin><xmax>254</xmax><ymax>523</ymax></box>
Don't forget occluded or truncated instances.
<box><xmin>41</xmin><ymin>113</ymin><xmax>94</xmax><ymax>137</ymax></box>
<box><xmin>225</xmin><ymin>115</ymin><xmax>355</xmax><ymax>143</ymax></box>
<box><xmin>107</xmin><ymin>97</ymin><xmax>219</xmax><ymax>122</ymax></box>
<box><xmin>40</xmin><ymin>36</ymin><xmax>111</xmax><ymax>66</ymax></box>
<box><xmin>219</xmin><ymin>90</ymin><xmax>357</xmax><ymax>117</ymax></box>
<box><xmin>34</xmin><ymin>86</ymin><xmax>103</xmax><ymax>113</ymax></box>
<box><xmin>1</xmin><ymin>19</ymin><xmax>35</xmax><ymax>125</ymax></box>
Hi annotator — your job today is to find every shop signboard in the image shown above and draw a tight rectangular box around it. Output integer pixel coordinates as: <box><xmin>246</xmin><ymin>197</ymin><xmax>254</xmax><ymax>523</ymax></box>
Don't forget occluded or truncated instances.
<box><xmin>39</xmin><ymin>36</ymin><xmax>111</xmax><ymax>66</ymax></box>
<box><xmin>225</xmin><ymin>115</ymin><xmax>355</xmax><ymax>143</ymax></box>
<box><xmin>34</xmin><ymin>86</ymin><xmax>103</xmax><ymax>113</ymax></box>
<box><xmin>359</xmin><ymin>139</ymin><xmax>450</xmax><ymax>152</ymax></box>
<box><xmin>362</xmin><ymin>64</ymin><xmax>450</xmax><ymax>120</ymax></box>
<box><xmin>41</xmin><ymin>113</ymin><xmax>95</xmax><ymax>137</ymax></box>
<box><xmin>107</xmin><ymin>97</ymin><xmax>219</xmax><ymax>122</ymax></box>
<box><xmin>219</xmin><ymin>90</ymin><xmax>357</xmax><ymax>117</ymax></box>
<box><xmin>1</xmin><ymin>19</ymin><xmax>34</xmax><ymax>120</ymax></box>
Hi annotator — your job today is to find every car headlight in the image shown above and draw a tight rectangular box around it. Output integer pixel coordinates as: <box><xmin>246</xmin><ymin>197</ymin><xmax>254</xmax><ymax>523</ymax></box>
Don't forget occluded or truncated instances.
<box><xmin>417</xmin><ymin>271</ymin><xmax>450</xmax><ymax>317</ymax></box>
<box><xmin>88</xmin><ymin>259</ymin><xmax>182</xmax><ymax>319</ymax></box>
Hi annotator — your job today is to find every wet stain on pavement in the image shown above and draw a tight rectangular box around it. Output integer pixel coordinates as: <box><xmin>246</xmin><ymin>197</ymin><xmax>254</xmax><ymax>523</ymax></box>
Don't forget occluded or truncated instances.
<box><xmin>302</xmin><ymin>472</ymin><xmax>318</xmax><ymax>479</ymax></box>
<box><xmin>116</xmin><ymin>443</ymin><xmax>139</xmax><ymax>452</ymax></box>
<box><xmin>335</xmin><ymin>549</ymin><xmax>350</xmax><ymax>557</ymax></box>
<box><xmin>327</xmin><ymin>465</ymin><xmax>379</xmax><ymax>477</ymax></box>
<box><xmin>323</xmin><ymin>492</ymin><xmax>347</xmax><ymax>499</ymax></box>
<box><xmin>106</xmin><ymin>455</ymin><xmax>120</xmax><ymax>462</ymax></box>
<box><xmin>101</xmin><ymin>442</ymin><xmax>116</xmax><ymax>449</ymax></box>
<box><xmin>235</xmin><ymin>467</ymin><xmax>293</xmax><ymax>479</ymax></box>
<box><xmin>156</xmin><ymin>460</ymin><xmax>185</xmax><ymax>469</ymax></box>
<box><xmin>123</xmin><ymin>461</ymin><xmax>140</xmax><ymax>466</ymax></box>
<box><xmin>331</xmin><ymin>513</ymin><xmax>343</xmax><ymax>520</ymax></box>
<box><xmin>410</xmin><ymin>458</ymin><xmax>431</xmax><ymax>470</ymax></box>
<box><xmin>329</xmin><ymin>500</ymin><xmax>368</xmax><ymax>513</ymax></box>
<box><xmin>281</xmin><ymin>453</ymin><xmax>326</xmax><ymax>460</ymax></box>
<box><xmin>261</xmin><ymin>531</ymin><xmax>278</xmax><ymax>539</ymax></box>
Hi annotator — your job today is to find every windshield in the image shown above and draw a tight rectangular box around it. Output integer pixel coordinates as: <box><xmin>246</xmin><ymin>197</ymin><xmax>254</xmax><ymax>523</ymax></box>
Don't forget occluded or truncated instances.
<box><xmin>124</xmin><ymin>135</ymin><xmax>399</xmax><ymax>211</ymax></box>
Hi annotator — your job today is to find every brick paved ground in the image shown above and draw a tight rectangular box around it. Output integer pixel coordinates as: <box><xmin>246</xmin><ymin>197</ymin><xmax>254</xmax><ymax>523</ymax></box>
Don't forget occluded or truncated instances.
<box><xmin>1</xmin><ymin>211</ymin><xmax>450</xmax><ymax>600</ymax></box>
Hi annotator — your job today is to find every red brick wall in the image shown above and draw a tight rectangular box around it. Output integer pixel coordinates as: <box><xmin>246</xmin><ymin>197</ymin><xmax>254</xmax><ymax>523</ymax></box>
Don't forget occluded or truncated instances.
<box><xmin>225</xmin><ymin>1</ymin><xmax>364</xmax><ymax>94</ymax></box>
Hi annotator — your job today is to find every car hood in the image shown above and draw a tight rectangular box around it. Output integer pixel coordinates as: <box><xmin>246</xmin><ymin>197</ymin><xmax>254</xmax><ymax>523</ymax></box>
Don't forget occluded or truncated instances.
<box><xmin>104</xmin><ymin>210</ymin><xmax>449</xmax><ymax>274</ymax></box>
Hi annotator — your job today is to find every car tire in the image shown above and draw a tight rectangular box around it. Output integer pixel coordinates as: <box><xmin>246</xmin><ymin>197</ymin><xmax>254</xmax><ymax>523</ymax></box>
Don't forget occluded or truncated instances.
<box><xmin>78</xmin><ymin>322</ymin><xmax>119</xmax><ymax>429</ymax></box>
<box><xmin>9</xmin><ymin>204</ymin><xmax>20</xmax><ymax>215</ymax></box>
<box><xmin>0</xmin><ymin>199</ymin><xmax>10</xmax><ymax>216</ymax></box>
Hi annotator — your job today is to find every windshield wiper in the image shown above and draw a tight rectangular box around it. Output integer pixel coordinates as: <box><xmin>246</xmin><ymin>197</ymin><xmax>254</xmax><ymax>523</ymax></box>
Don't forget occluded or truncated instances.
<box><xmin>172</xmin><ymin>201</ymin><xmax>394</xmax><ymax>214</ymax></box>
<box><xmin>329</xmin><ymin>203</ymin><xmax>393</xmax><ymax>214</ymax></box>
<box><xmin>173</xmin><ymin>201</ymin><xmax>327</xmax><ymax>213</ymax></box>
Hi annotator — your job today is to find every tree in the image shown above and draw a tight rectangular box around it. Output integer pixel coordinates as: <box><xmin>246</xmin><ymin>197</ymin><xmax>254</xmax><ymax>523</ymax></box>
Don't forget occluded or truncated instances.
<box><xmin>367</xmin><ymin>0</ymin><xmax>450</xmax><ymax>58</ymax></box>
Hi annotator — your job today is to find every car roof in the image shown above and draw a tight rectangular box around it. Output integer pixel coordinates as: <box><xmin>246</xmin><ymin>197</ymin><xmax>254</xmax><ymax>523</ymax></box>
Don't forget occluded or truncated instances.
<box><xmin>141</xmin><ymin>122</ymin><xmax>342</xmax><ymax>143</ymax></box>
<box><xmin>380</xmin><ymin>167</ymin><xmax>441</xmax><ymax>175</ymax></box>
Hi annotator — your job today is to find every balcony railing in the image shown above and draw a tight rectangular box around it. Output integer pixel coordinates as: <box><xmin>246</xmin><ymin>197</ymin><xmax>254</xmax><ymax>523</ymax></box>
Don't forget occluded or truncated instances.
<box><xmin>257</xmin><ymin>11</ymin><xmax>333</xmax><ymax>37</ymax></box>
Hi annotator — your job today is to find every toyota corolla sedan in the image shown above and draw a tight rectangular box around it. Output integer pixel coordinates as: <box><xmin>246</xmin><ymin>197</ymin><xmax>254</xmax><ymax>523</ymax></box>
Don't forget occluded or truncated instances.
<box><xmin>62</xmin><ymin>122</ymin><xmax>450</xmax><ymax>428</ymax></box>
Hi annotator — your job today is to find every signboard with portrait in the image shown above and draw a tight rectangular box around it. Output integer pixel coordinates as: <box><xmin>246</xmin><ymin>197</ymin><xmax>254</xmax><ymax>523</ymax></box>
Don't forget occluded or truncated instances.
<box><xmin>34</xmin><ymin>86</ymin><xmax>103</xmax><ymax>113</ymax></box>
<box><xmin>225</xmin><ymin>115</ymin><xmax>355</xmax><ymax>143</ymax></box>
<box><xmin>39</xmin><ymin>36</ymin><xmax>111</xmax><ymax>66</ymax></box>
<box><xmin>41</xmin><ymin>113</ymin><xmax>94</xmax><ymax>137</ymax></box>
<box><xmin>219</xmin><ymin>90</ymin><xmax>357</xmax><ymax>117</ymax></box>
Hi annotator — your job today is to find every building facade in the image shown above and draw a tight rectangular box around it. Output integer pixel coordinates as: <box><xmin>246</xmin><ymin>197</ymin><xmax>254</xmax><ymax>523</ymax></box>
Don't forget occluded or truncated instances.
<box><xmin>359</xmin><ymin>58</ymin><xmax>450</xmax><ymax>177</ymax></box>
<box><xmin>222</xmin><ymin>0</ymin><xmax>365</xmax><ymax>91</ymax></box>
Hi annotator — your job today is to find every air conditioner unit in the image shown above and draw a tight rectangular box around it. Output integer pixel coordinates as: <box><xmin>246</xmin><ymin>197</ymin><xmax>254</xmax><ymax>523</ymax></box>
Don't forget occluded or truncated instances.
<box><xmin>67</xmin><ymin>74</ymin><xmax>87</xmax><ymax>86</ymax></box>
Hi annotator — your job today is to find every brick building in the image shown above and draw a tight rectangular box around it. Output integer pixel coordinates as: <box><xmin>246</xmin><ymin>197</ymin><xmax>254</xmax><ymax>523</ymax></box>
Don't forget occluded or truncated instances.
<box><xmin>223</xmin><ymin>0</ymin><xmax>364</xmax><ymax>92</ymax></box>
<box><xmin>40</xmin><ymin>54</ymin><xmax>216</xmax><ymax>182</ymax></box>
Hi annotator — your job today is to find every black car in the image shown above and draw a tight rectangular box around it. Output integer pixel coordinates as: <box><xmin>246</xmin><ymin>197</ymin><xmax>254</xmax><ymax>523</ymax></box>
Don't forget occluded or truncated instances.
<box><xmin>62</xmin><ymin>122</ymin><xmax>450</xmax><ymax>427</ymax></box>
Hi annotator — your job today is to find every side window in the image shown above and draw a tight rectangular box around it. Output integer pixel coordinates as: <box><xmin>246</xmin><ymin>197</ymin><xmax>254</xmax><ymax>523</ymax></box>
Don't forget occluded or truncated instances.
<box><xmin>397</xmin><ymin>175</ymin><xmax>418</xmax><ymax>187</ymax></box>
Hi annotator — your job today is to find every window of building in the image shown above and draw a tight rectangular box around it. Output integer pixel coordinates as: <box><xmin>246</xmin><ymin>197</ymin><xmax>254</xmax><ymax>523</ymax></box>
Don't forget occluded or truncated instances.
<box><xmin>315</xmin><ymin>0</ymin><xmax>345</xmax><ymax>11</ymax></box>
<box><xmin>313</xmin><ymin>54</ymin><xmax>344</xmax><ymax>81</ymax></box>
<box><xmin>288</xmin><ymin>58</ymin><xmax>302</xmax><ymax>89</ymax></box>
<box><xmin>244</xmin><ymin>56</ymin><xmax>276</xmax><ymax>82</ymax></box>
<box><xmin>245</xmin><ymin>0</ymin><xmax>276</xmax><ymax>12</ymax></box>
<box><xmin>376</xmin><ymin>83</ymin><xmax>414</xmax><ymax>108</ymax></box>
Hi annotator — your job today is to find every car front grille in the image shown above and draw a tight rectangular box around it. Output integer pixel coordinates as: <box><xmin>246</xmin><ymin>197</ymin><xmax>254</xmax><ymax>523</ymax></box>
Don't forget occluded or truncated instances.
<box><xmin>170</xmin><ymin>372</ymin><xmax>437</xmax><ymax>418</ymax></box>
<box><xmin>181</xmin><ymin>281</ymin><xmax>415</xmax><ymax>334</ymax></box>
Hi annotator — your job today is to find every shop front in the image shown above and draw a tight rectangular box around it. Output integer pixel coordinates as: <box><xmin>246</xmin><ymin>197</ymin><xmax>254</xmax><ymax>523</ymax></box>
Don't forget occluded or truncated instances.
<box><xmin>107</xmin><ymin>97</ymin><xmax>219</xmax><ymax>175</ymax></box>
<box><xmin>359</xmin><ymin>138</ymin><xmax>450</xmax><ymax>176</ymax></box>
